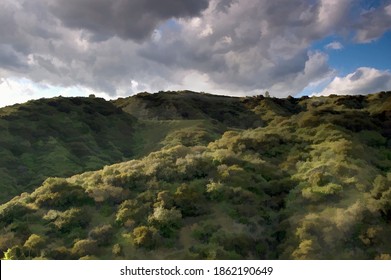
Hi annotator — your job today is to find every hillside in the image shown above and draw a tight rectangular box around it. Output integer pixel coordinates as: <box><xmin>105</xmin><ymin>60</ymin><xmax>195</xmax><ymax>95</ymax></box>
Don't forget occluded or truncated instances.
<box><xmin>113</xmin><ymin>91</ymin><xmax>262</xmax><ymax>129</ymax></box>
<box><xmin>0</xmin><ymin>97</ymin><xmax>137</xmax><ymax>203</ymax></box>
<box><xmin>0</xmin><ymin>92</ymin><xmax>254</xmax><ymax>203</ymax></box>
<box><xmin>0</xmin><ymin>91</ymin><xmax>390</xmax><ymax>260</ymax></box>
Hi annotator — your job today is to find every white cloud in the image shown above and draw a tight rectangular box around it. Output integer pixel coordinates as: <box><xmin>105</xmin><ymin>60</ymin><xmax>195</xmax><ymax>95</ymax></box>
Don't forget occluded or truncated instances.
<box><xmin>199</xmin><ymin>24</ymin><xmax>214</xmax><ymax>37</ymax></box>
<box><xmin>386</xmin><ymin>4</ymin><xmax>391</xmax><ymax>17</ymax></box>
<box><xmin>355</xmin><ymin>3</ymin><xmax>391</xmax><ymax>43</ymax></box>
<box><xmin>313</xmin><ymin>67</ymin><xmax>391</xmax><ymax>96</ymax></box>
<box><xmin>0</xmin><ymin>77</ymin><xmax>111</xmax><ymax>108</ymax></box>
<box><xmin>325</xmin><ymin>41</ymin><xmax>343</xmax><ymax>50</ymax></box>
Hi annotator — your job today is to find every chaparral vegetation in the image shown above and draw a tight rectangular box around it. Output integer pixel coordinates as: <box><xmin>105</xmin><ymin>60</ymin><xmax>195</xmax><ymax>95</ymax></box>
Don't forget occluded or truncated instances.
<box><xmin>0</xmin><ymin>90</ymin><xmax>390</xmax><ymax>260</ymax></box>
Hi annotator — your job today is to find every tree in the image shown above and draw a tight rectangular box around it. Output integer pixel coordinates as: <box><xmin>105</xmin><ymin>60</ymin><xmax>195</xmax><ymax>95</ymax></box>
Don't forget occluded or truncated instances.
<box><xmin>24</xmin><ymin>234</ymin><xmax>46</xmax><ymax>258</ymax></box>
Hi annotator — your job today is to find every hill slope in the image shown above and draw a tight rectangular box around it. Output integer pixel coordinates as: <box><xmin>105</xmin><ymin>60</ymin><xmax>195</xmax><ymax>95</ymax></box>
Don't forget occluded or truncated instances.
<box><xmin>113</xmin><ymin>91</ymin><xmax>262</xmax><ymax>129</ymax></box>
<box><xmin>0</xmin><ymin>97</ymin><xmax>136</xmax><ymax>203</ymax></box>
<box><xmin>0</xmin><ymin>91</ymin><xmax>390</xmax><ymax>260</ymax></box>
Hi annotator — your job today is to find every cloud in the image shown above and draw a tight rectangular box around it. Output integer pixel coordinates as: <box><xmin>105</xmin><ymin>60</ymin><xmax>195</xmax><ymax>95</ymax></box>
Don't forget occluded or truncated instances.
<box><xmin>325</xmin><ymin>41</ymin><xmax>343</xmax><ymax>50</ymax></box>
<box><xmin>314</xmin><ymin>67</ymin><xmax>391</xmax><ymax>96</ymax></box>
<box><xmin>0</xmin><ymin>0</ymin><xmax>391</xmax><ymax>105</ymax></box>
<box><xmin>0</xmin><ymin>44</ymin><xmax>29</xmax><ymax>71</ymax></box>
<box><xmin>355</xmin><ymin>3</ymin><xmax>391</xmax><ymax>43</ymax></box>
<box><xmin>48</xmin><ymin>0</ymin><xmax>210</xmax><ymax>41</ymax></box>
<box><xmin>215</xmin><ymin>0</ymin><xmax>236</xmax><ymax>13</ymax></box>
<box><xmin>138</xmin><ymin>0</ymin><xmax>344</xmax><ymax>96</ymax></box>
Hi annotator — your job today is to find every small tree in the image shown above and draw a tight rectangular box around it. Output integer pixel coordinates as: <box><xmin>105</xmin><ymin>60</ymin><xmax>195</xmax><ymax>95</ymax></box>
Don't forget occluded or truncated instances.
<box><xmin>24</xmin><ymin>234</ymin><xmax>46</xmax><ymax>258</ymax></box>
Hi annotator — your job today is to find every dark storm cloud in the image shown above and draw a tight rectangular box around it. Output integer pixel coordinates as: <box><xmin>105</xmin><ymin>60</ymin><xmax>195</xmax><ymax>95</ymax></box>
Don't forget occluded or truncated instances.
<box><xmin>0</xmin><ymin>44</ymin><xmax>28</xmax><ymax>71</ymax></box>
<box><xmin>49</xmin><ymin>0</ymin><xmax>210</xmax><ymax>41</ymax></box>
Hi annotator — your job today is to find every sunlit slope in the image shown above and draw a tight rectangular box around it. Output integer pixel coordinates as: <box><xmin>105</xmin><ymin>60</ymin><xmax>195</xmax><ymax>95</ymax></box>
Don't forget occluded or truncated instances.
<box><xmin>1</xmin><ymin>91</ymin><xmax>390</xmax><ymax>260</ymax></box>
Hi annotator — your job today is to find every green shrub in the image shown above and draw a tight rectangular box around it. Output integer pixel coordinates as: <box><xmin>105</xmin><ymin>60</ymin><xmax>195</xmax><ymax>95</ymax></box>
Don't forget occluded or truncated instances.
<box><xmin>132</xmin><ymin>226</ymin><xmax>158</xmax><ymax>249</ymax></box>
<box><xmin>72</xmin><ymin>239</ymin><xmax>99</xmax><ymax>258</ymax></box>
<box><xmin>52</xmin><ymin>208</ymin><xmax>90</xmax><ymax>232</ymax></box>
<box><xmin>148</xmin><ymin>207</ymin><xmax>182</xmax><ymax>237</ymax></box>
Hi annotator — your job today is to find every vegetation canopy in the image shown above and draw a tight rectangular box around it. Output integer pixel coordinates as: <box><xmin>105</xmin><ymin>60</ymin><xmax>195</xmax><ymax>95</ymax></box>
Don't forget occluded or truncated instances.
<box><xmin>0</xmin><ymin>90</ymin><xmax>390</xmax><ymax>260</ymax></box>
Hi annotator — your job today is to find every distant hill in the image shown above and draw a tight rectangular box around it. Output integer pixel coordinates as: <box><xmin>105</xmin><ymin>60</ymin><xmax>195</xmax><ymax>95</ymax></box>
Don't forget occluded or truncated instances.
<box><xmin>113</xmin><ymin>90</ymin><xmax>262</xmax><ymax>128</ymax></box>
<box><xmin>0</xmin><ymin>91</ymin><xmax>390</xmax><ymax>260</ymax></box>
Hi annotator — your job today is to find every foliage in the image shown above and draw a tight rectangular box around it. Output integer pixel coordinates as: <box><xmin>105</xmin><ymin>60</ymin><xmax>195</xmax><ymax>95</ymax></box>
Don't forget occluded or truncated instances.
<box><xmin>0</xmin><ymin>97</ymin><xmax>136</xmax><ymax>203</ymax></box>
<box><xmin>132</xmin><ymin>226</ymin><xmax>158</xmax><ymax>249</ymax></box>
<box><xmin>71</xmin><ymin>239</ymin><xmax>99</xmax><ymax>258</ymax></box>
<box><xmin>0</xmin><ymin>91</ymin><xmax>391</xmax><ymax>260</ymax></box>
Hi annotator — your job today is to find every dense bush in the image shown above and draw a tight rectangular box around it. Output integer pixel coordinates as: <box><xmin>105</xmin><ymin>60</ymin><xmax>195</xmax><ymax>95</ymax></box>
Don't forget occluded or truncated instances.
<box><xmin>132</xmin><ymin>226</ymin><xmax>158</xmax><ymax>249</ymax></box>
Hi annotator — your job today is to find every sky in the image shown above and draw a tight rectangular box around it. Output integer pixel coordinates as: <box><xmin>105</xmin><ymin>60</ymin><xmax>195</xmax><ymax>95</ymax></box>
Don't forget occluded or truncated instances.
<box><xmin>1</xmin><ymin>0</ymin><xmax>391</xmax><ymax>108</ymax></box>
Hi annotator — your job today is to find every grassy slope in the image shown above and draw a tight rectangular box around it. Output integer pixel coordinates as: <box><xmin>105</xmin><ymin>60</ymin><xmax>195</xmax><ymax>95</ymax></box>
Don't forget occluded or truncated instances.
<box><xmin>0</xmin><ymin>91</ymin><xmax>390</xmax><ymax>260</ymax></box>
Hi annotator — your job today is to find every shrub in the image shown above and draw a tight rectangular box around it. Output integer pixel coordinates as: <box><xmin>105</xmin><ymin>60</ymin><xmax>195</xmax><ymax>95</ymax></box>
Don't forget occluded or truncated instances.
<box><xmin>72</xmin><ymin>239</ymin><xmax>99</xmax><ymax>258</ymax></box>
<box><xmin>132</xmin><ymin>226</ymin><xmax>158</xmax><ymax>249</ymax></box>
<box><xmin>154</xmin><ymin>191</ymin><xmax>174</xmax><ymax>208</ymax></box>
<box><xmin>174</xmin><ymin>184</ymin><xmax>207</xmax><ymax>217</ymax></box>
<box><xmin>89</xmin><ymin>225</ymin><xmax>114</xmax><ymax>246</ymax></box>
<box><xmin>53</xmin><ymin>208</ymin><xmax>90</xmax><ymax>232</ymax></box>
<box><xmin>192</xmin><ymin>222</ymin><xmax>221</xmax><ymax>243</ymax></box>
<box><xmin>33</xmin><ymin>178</ymin><xmax>90</xmax><ymax>209</ymax></box>
<box><xmin>3</xmin><ymin>245</ymin><xmax>25</xmax><ymax>260</ymax></box>
<box><xmin>115</xmin><ymin>199</ymin><xmax>151</xmax><ymax>227</ymax></box>
<box><xmin>112</xmin><ymin>243</ymin><xmax>122</xmax><ymax>256</ymax></box>
<box><xmin>206</xmin><ymin>181</ymin><xmax>226</xmax><ymax>201</ymax></box>
<box><xmin>148</xmin><ymin>207</ymin><xmax>182</xmax><ymax>237</ymax></box>
<box><xmin>47</xmin><ymin>246</ymin><xmax>73</xmax><ymax>260</ymax></box>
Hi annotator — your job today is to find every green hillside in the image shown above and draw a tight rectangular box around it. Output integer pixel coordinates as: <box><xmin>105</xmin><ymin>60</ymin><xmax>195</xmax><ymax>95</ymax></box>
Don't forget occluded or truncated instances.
<box><xmin>0</xmin><ymin>91</ymin><xmax>390</xmax><ymax>260</ymax></box>
<box><xmin>0</xmin><ymin>97</ymin><xmax>138</xmax><ymax>203</ymax></box>
<box><xmin>0</xmin><ymin>93</ymin><xmax>245</xmax><ymax>203</ymax></box>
